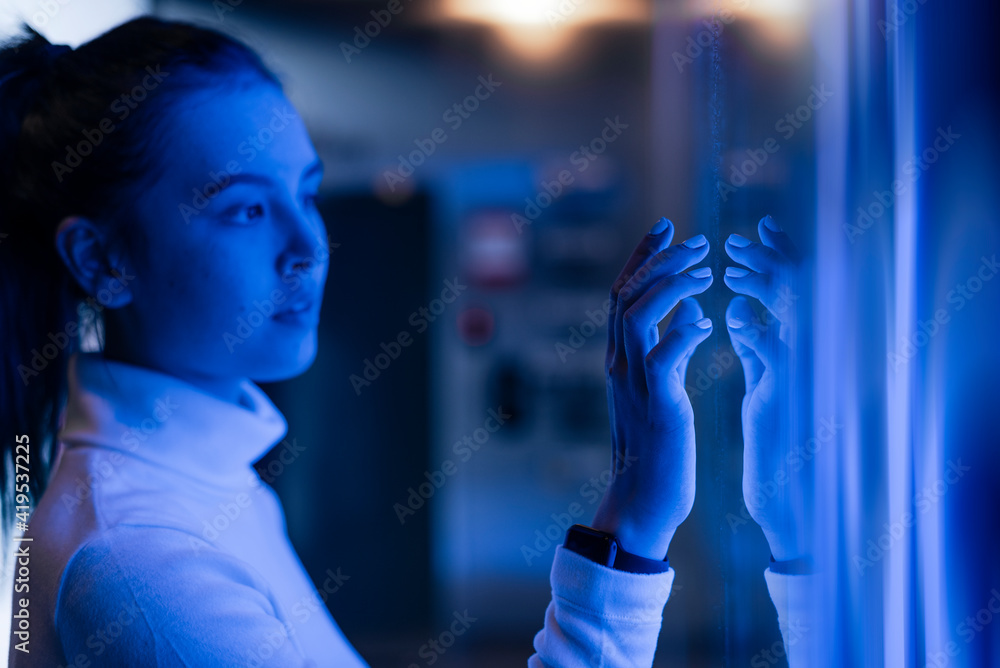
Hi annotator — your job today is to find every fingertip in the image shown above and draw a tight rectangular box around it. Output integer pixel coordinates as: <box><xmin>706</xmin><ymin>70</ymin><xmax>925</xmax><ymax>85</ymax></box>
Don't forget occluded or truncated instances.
<box><xmin>686</xmin><ymin>266</ymin><xmax>712</xmax><ymax>279</ymax></box>
<box><xmin>694</xmin><ymin>317</ymin><xmax>712</xmax><ymax>330</ymax></box>
<box><xmin>729</xmin><ymin>294</ymin><xmax>751</xmax><ymax>310</ymax></box>
<box><xmin>681</xmin><ymin>234</ymin><xmax>708</xmax><ymax>249</ymax></box>
<box><xmin>650</xmin><ymin>216</ymin><xmax>672</xmax><ymax>236</ymax></box>
<box><xmin>675</xmin><ymin>296</ymin><xmax>703</xmax><ymax>323</ymax></box>
<box><xmin>726</xmin><ymin>295</ymin><xmax>754</xmax><ymax>321</ymax></box>
<box><xmin>727</xmin><ymin>233</ymin><xmax>752</xmax><ymax>248</ymax></box>
<box><xmin>726</xmin><ymin>266</ymin><xmax>751</xmax><ymax>278</ymax></box>
<box><xmin>762</xmin><ymin>214</ymin><xmax>781</xmax><ymax>232</ymax></box>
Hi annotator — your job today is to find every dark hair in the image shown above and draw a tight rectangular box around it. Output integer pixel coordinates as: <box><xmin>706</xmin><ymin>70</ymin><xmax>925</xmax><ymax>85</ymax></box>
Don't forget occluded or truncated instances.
<box><xmin>0</xmin><ymin>17</ymin><xmax>281</xmax><ymax>551</ymax></box>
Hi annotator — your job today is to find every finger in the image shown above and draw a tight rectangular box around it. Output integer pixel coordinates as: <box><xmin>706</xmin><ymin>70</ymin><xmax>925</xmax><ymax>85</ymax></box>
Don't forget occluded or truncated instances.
<box><xmin>757</xmin><ymin>215</ymin><xmax>801</xmax><ymax>265</ymax></box>
<box><xmin>726</xmin><ymin>296</ymin><xmax>785</xmax><ymax>371</ymax></box>
<box><xmin>724</xmin><ymin>266</ymin><xmax>798</xmax><ymax>329</ymax></box>
<box><xmin>615</xmin><ymin>235</ymin><xmax>709</xmax><ymax>373</ymax></box>
<box><xmin>607</xmin><ymin>217</ymin><xmax>675</xmax><ymax>367</ymax></box>
<box><xmin>623</xmin><ymin>269</ymin><xmax>713</xmax><ymax>389</ymax></box>
<box><xmin>645</xmin><ymin>319</ymin><xmax>713</xmax><ymax>399</ymax></box>
<box><xmin>724</xmin><ymin>233</ymin><xmax>793</xmax><ymax>276</ymax></box>
<box><xmin>725</xmin><ymin>296</ymin><xmax>765</xmax><ymax>394</ymax></box>
<box><xmin>666</xmin><ymin>297</ymin><xmax>704</xmax><ymax>382</ymax></box>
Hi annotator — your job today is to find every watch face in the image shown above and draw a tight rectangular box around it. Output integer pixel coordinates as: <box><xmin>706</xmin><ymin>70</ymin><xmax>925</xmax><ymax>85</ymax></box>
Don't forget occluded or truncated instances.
<box><xmin>564</xmin><ymin>524</ymin><xmax>618</xmax><ymax>567</ymax></box>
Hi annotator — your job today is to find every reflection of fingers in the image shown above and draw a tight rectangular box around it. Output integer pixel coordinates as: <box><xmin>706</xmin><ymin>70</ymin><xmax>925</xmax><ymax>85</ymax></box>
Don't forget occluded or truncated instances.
<box><xmin>726</xmin><ymin>297</ymin><xmax>764</xmax><ymax>392</ymax></box>
<box><xmin>724</xmin><ymin>267</ymin><xmax>798</xmax><ymax>327</ymax></box>
<box><xmin>724</xmin><ymin>266</ymin><xmax>770</xmax><ymax>301</ymax></box>
<box><xmin>668</xmin><ymin>297</ymin><xmax>704</xmax><ymax>381</ymax></box>
<box><xmin>757</xmin><ymin>215</ymin><xmax>801</xmax><ymax>265</ymax></box>
<box><xmin>608</xmin><ymin>218</ymin><xmax>675</xmax><ymax>366</ymax></box>
<box><xmin>623</xmin><ymin>271</ymin><xmax>712</xmax><ymax>387</ymax></box>
<box><xmin>725</xmin><ymin>233</ymin><xmax>792</xmax><ymax>276</ymax></box>
<box><xmin>646</xmin><ymin>319</ymin><xmax>713</xmax><ymax>394</ymax></box>
<box><xmin>726</xmin><ymin>296</ymin><xmax>784</xmax><ymax>370</ymax></box>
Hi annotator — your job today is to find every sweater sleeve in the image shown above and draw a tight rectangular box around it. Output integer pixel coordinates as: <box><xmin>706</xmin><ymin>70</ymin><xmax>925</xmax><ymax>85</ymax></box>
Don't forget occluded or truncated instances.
<box><xmin>528</xmin><ymin>545</ymin><xmax>675</xmax><ymax>668</ymax></box>
<box><xmin>762</xmin><ymin>568</ymin><xmax>817</xmax><ymax>667</ymax></box>
<box><xmin>55</xmin><ymin>525</ymin><xmax>317</xmax><ymax>667</ymax></box>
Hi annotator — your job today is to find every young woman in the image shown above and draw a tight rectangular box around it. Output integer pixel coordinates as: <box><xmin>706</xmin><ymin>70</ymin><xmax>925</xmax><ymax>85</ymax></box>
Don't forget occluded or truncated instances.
<box><xmin>1</xmin><ymin>16</ymin><xmax>811</xmax><ymax>667</ymax></box>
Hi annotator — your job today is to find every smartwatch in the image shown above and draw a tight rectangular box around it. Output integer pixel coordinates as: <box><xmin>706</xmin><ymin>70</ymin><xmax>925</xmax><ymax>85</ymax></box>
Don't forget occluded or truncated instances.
<box><xmin>563</xmin><ymin>524</ymin><xmax>671</xmax><ymax>574</ymax></box>
<box><xmin>769</xmin><ymin>554</ymin><xmax>815</xmax><ymax>575</ymax></box>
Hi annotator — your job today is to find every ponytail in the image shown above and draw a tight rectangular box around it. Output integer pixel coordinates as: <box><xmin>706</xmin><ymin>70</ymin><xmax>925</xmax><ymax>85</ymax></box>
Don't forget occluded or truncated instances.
<box><xmin>0</xmin><ymin>27</ymin><xmax>78</xmax><ymax>562</ymax></box>
<box><xmin>0</xmin><ymin>17</ymin><xmax>282</xmax><ymax>559</ymax></box>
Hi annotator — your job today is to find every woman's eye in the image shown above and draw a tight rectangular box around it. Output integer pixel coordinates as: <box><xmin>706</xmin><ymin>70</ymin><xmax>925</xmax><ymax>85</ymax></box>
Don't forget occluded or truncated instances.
<box><xmin>227</xmin><ymin>203</ymin><xmax>265</xmax><ymax>225</ymax></box>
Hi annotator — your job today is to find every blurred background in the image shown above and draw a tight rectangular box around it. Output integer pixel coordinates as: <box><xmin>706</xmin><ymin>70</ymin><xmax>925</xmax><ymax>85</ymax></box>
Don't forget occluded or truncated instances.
<box><xmin>4</xmin><ymin>0</ymin><xmax>998</xmax><ymax>666</ymax></box>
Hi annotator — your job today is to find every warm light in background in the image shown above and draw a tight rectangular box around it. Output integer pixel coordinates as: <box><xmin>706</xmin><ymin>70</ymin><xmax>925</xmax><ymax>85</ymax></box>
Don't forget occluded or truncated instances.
<box><xmin>437</xmin><ymin>0</ymin><xmax>648</xmax><ymax>62</ymax></box>
<box><xmin>0</xmin><ymin>0</ymin><xmax>148</xmax><ymax>45</ymax></box>
<box><xmin>687</xmin><ymin>0</ymin><xmax>812</xmax><ymax>51</ymax></box>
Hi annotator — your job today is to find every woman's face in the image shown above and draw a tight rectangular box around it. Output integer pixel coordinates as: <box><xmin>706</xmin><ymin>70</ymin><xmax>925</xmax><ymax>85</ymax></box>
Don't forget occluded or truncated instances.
<box><xmin>107</xmin><ymin>80</ymin><xmax>329</xmax><ymax>395</ymax></box>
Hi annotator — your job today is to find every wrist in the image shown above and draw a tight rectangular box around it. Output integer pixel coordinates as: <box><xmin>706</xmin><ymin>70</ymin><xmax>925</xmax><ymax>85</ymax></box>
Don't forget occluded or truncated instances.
<box><xmin>763</xmin><ymin>530</ymin><xmax>809</xmax><ymax>563</ymax></box>
<box><xmin>563</xmin><ymin>524</ymin><xmax>672</xmax><ymax>574</ymax></box>
<box><xmin>590</xmin><ymin>510</ymin><xmax>675</xmax><ymax>561</ymax></box>
<box><xmin>769</xmin><ymin>553</ymin><xmax>815</xmax><ymax>574</ymax></box>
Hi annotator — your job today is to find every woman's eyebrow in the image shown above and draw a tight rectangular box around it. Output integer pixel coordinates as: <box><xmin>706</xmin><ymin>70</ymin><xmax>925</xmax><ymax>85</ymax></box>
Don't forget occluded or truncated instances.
<box><xmin>301</xmin><ymin>158</ymin><xmax>325</xmax><ymax>181</ymax></box>
<box><xmin>215</xmin><ymin>172</ymin><xmax>274</xmax><ymax>193</ymax></box>
<box><xmin>209</xmin><ymin>160</ymin><xmax>323</xmax><ymax>194</ymax></box>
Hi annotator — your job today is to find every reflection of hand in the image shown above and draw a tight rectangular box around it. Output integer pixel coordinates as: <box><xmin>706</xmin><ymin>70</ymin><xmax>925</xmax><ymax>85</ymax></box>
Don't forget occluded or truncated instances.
<box><xmin>590</xmin><ymin>217</ymin><xmax>714</xmax><ymax>561</ymax></box>
<box><xmin>724</xmin><ymin>215</ymin><xmax>808</xmax><ymax>562</ymax></box>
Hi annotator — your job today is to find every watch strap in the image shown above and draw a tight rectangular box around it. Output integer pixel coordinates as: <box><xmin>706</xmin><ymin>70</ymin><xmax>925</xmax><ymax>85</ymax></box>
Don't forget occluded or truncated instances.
<box><xmin>564</xmin><ymin>524</ymin><xmax>671</xmax><ymax>574</ymax></box>
<box><xmin>769</xmin><ymin>554</ymin><xmax>815</xmax><ymax>575</ymax></box>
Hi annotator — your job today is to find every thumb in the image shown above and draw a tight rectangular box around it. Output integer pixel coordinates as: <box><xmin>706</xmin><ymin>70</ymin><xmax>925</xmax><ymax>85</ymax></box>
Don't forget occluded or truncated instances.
<box><xmin>666</xmin><ymin>297</ymin><xmax>704</xmax><ymax>382</ymax></box>
<box><xmin>725</xmin><ymin>296</ymin><xmax>771</xmax><ymax>393</ymax></box>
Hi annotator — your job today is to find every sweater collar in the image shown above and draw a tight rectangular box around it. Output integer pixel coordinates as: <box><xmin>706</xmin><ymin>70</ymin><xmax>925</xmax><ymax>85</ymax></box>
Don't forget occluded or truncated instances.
<box><xmin>59</xmin><ymin>352</ymin><xmax>288</xmax><ymax>488</ymax></box>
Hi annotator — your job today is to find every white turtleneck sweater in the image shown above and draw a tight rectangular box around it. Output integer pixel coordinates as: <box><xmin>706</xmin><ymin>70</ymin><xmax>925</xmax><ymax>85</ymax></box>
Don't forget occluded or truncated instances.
<box><xmin>6</xmin><ymin>352</ymin><xmax>812</xmax><ymax>667</ymax></box>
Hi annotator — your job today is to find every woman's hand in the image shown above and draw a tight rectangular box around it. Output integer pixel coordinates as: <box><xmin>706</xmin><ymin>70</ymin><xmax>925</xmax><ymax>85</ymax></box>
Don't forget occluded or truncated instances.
<box><xmin>590</xmin><ymin>217</ymin><xmax>714</xmax><ymax>560</ymax></box>
<box><xmin>724</xmin><ymin>215</ymin><xmax>809</xmax><ymax>562</ymax></box>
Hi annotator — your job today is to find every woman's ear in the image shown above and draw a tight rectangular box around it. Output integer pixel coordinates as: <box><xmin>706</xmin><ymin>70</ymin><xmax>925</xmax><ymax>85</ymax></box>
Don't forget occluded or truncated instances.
<box><xmin>53</xmin><ymin>216</ymin><xmax>134</xmax><ymax>309</ymax></box>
